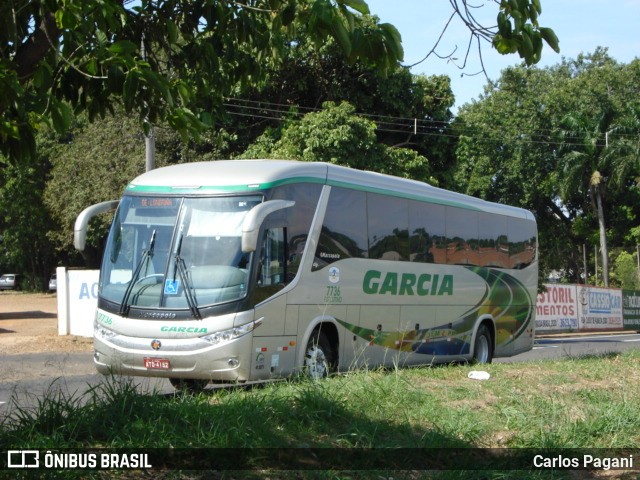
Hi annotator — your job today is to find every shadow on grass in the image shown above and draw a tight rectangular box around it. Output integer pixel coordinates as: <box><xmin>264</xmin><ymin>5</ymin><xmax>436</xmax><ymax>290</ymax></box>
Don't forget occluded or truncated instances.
<box><xmin>0</xmin><ymin>373</ymin><xmax>575</xmax><ymax>480</ymax></box>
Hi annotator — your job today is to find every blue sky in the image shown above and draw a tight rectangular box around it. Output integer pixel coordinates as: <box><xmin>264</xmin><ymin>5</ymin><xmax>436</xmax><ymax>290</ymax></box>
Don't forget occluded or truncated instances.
<box><xmin>366</xmin><ymin>0</ymin><xmax>640</xmax><ymax>110</ymax></box>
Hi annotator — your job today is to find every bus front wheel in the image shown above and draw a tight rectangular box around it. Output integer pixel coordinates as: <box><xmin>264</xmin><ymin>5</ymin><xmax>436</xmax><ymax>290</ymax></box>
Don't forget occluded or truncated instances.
<box><xmin>472</xmin><ymin>325</ymin><xmax>493</xmax><ymax>364</ymax></box>
<box><xmin>304</xmin><ymin>329</ymin><xmax>334</xmax><ymax>380</ymax></box>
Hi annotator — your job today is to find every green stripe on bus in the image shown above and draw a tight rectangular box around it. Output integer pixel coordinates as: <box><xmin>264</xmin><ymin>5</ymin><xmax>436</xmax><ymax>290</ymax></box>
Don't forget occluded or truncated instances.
<box><xmin>126</xmin><ymin>176</ymin><xmax>484</xmax><ymax>211</ymax></box>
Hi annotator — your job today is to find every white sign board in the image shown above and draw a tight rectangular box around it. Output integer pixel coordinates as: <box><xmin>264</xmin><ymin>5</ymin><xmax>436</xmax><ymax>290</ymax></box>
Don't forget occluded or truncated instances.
<box><xmin>57</xmin><ymin>267</ymin><xmax>99</xmax><ymax>337</ymax></box>
<box><xmin>536</xmin><ymin>284</ymin><xmax>579</xmax><ymax>331</ymax></box>
<box><xmin>576</xmin><ymin>285</ymin><xmax>624</xmax><ymax>330</ymax></box>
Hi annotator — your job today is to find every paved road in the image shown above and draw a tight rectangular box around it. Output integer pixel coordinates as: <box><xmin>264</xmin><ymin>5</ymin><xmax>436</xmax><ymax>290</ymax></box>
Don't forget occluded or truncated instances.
<box><xmin>496</xmin><ymin>332</ymin><xmax>640</xmax><ymax>363</ymax></box>
<box><xmin>2</xmin><ymin>333</ymin><xmax>639</xmax><ymax>416</ymax></box>
<box><xmin>0</xmin><ymin>352</ymin><xmax>173</xmax><ymax>416</ymax></box>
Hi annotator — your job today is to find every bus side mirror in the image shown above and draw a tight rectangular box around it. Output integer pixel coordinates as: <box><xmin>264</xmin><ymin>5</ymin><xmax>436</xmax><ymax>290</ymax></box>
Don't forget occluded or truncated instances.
<box><xmin>74</xmin><ymin>200</ymin><xmax>120</xmax><ymax>251</ymax></box>
<box><xmin>242</xmin><ymin>200</ymin><xmax>295</xmax><ymax>253</ymax></box>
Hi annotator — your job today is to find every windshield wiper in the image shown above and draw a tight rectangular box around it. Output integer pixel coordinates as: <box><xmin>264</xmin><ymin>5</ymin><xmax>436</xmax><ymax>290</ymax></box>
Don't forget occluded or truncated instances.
<box><xmin>119</xmin><ymin>229</ymin><xmax>156</xmax><ymax>317</ymax></box>
<box><xmin>173</xmin><ymin>234</ymin><xmax>202</xmax><ymax>320</ymax></box>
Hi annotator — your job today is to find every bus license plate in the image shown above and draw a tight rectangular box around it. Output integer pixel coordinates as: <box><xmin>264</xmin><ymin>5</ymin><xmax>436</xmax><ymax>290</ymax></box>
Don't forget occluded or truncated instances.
<box><xmin>144</xmin><ymin>357</ymin><xmax>171</xmax><ymax>370</ymax></box>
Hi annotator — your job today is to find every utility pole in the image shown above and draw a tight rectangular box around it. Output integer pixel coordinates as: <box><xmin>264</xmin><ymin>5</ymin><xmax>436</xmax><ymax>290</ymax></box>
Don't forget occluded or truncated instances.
<box><xmin>583</xmin><ymin>244</ymin><xmax>588</xmax><ymax>285</ymax></box>
<box><xmin>141</xmin><ymin>29</ymin><xmax>155</xmax><ymax>172</ymax></box>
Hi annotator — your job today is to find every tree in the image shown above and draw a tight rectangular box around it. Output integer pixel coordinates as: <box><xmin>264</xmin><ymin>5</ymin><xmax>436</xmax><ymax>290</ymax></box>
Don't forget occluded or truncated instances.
<box><xmin>454</xmin><ymin>50</ymin><xmax>640</xmax><ymax>286</ymax></box>
<box><xmin>1</xmin><ymin>0</ymin><xmax>403</xmax><ymax>163</ymax></box>
<box><xmin>224</xmin><ymin>15</ymin><xmax>457</xmax><ymax>181</ymax></box>
<box><xmin>415</xmin><ymin>0</ymin><xmax>559</xmax><ymax>72</ymax></box>
<box><xmin>554</xmin><ymin>53</ymin><xmax>640</xmax><ymax>286</ymax></box>
<box><xmin>454</xmin><ymin>64</ymin><xmax>565</xmax><ymax>283</ymax></box>
<box><xmin>558</xmin><ymin>110</ymin><xmax>615</xmax><ymax>286</ymax></box>
<box><xmin>612</xmin><ymin>251</ymin><xmax>640</xmax><ymax>290</ymax></box>
<box><xmin>42</xmin><ymin>108</ymin><xmax>235</xmax><ymax>265</ymax></box>
<box><xmin>241</xmin><ymin>101</ymin><xmax>432</xmax><ymax>181</ymax></box>
<box><xmin>0</xmin><ymin>145</ymin><xmax>57</xmax><ymax>288</ymax></box>
<box><xmin>1</xmin><ymin>0</ymin><xmax>556</xmax><ymax>164</ymax></box>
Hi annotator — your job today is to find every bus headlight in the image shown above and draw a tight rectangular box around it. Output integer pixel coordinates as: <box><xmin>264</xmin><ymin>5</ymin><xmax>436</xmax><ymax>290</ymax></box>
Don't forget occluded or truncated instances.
<box><xmin>201</xmin><ymin>318</ymin><xmax>262</xmax><ymax>346</ymax></box>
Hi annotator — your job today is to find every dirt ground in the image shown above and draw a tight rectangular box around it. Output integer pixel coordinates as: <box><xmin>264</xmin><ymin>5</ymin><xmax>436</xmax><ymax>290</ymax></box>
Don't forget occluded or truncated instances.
<box><xmin>0</xmin><ymin>291</ymin><xmax>93</xmax><ymax>355</ymax></box>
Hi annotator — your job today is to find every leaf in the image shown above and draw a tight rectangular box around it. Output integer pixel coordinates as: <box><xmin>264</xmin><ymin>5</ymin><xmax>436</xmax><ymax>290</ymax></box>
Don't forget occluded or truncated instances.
<box><xmin>281</xmin><ymin>3</ymin><xmax>296</xmax><ymax>26</ymax></box>
<box><xmin>532</xmin><ymin>0</ymin><xmax>542</xmax><ymax>14</ymax></box>
<box><xmin>200</xmin><ymin>111</ymin><xmax>213</xmax><ymax>127</ymax></box>
<box><xmin>166</xmin><ymin>19</ymin><xmax>178</xmax><ymax>44</ymax></box>
<box><xmin>55</xmin><ymin>9</ymin><xmax>78</xmax><ymax>30</ymax></box>
<box><xmin>108</xmin><ymin>41</ymin><xmax>138</xmax><ymax>56</ymax></box>
<box><xmin>177</xmin><ymin>81</ymin><xmax>191</xmax><ymax>104</ymax></box>
<box><xmin>331</xmin><ymin>19</ymin><xmax>352</xmax><ymax>56</ymax></box>
<box><xmin>95</xmin><ymin>29</ymin><xmax>108</xmax><ymax>46</ymax></box>
<box><xmin>32</xmin><ymin>64</ymin><xmax>53</xmax><ymax>90</ymax></box>
<box><xmin>50</xmin><ymin>101</ymin><xmax>72</xmax><ymax>134</ymax></box>
<box><xmin>540</xmin><ymin>27</ymin><xmax>560</xmax><ymax>53</ymax></box>
<box><xmin>339</xmin><ymin>0</ymin><xmax>370</xmax><ymax>15</ymax></box>
<box><xmin>123</xmin><ymin>71</ymin><xmax>139</xmax><ymax>109</ymax></box>
<box><xmin>493</xmin><ymin>35</ymin><xmax>519</xmax><ymax>55</ymax></box>
<box><xmin>380</xmin><ymin>23</ymin><xmax>404</xmax><ymax>63</ymax></box>
<box><xmin>143</xmin><ymin>70</ymin><xmax>174</xmax><ymax>107</ymax></box>
<box><xmin>85</xmin><ymin>59</ymin><xmax>98</xmax><ymax>76</ymax></box>
<box><xmin>497</xmin><ymin>12</ymin><xmax>512</xmax><ymax>36</ymax></box>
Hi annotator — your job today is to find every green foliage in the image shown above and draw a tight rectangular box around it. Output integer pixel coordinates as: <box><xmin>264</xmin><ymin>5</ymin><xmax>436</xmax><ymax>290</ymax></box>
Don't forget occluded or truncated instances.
<box><xmin>454</xmin><ymin>50</ymin><xmax>640</xmax><ymax>284</ymax></box>
<box><xmin>228</xmin><ymin>11</ymin><xmax>457</xmax><ymax>181</ymax></box>
<box><xmin>494</xmin><ymin>0</ymin><xmax>559</xmax><ymax>65</ymax></box>
<box><xmin>0</xmin><ymin>0</ymin><xmax>404</xmax><ymax>163</ymax></box>
<box><xmin>611</xmin><ymin>250</ymin><xmax>640</xmax><ymax>290</ymax></box>
<box><xmin>42</xmin><ymin>109</ymin><xmax>235</xmax><ymax>266</ymax></box>
<box><xmin>241</xmin><ymin>101</ymin><xmax>432</xmax><ymax>182</ymax></box>
<box><xmin>0</xmin><ymin>145</ymin><xmax>56</xmax><ymax>288</ymax></box>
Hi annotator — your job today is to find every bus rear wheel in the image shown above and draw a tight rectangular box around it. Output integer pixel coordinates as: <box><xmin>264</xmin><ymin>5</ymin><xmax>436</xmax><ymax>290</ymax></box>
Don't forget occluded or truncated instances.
<box><xmin>304</xmin><ymin>329</ymin><xmax>334</xmax><ymax>380</ymax></box>
<box><xmin>472</xmin><ymin>325</ymin><xmax>493</xmax><ymax>364</ymax></box>
<box><xmin>169</xmin><ymin>378</ymin><xmax>209</xmax><ymax>393</ymax></box>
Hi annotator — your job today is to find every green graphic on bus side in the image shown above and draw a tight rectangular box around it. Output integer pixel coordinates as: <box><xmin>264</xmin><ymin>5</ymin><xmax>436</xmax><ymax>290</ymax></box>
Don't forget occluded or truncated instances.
<box><xmin>338</xmin><ymin>266</ymin><xmax>533</xmax><ymax>356</ymax></box>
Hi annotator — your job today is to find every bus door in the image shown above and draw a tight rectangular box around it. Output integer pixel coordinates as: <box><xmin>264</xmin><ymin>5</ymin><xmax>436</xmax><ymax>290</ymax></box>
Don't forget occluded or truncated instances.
<box><xmin>251</xmin><ymin>227</ymin><xmax>298</xmax><ymax>379</ymax></box>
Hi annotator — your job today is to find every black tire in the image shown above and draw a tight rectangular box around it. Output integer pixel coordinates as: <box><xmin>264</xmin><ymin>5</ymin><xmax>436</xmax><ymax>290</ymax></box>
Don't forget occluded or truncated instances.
<box><xmin>303</xmin><ymin>329</ymin><xmax>334</xmax><ymax>380</ymax></box>
<box><xmin>169</xmin><ymin>378</ymin><xmax>209</xmax><ymax>393</ymax></box>
<box><xmin>472</xmin><ymin>324</ymin><xmax>493</xmax><ymax>364</ymax></box>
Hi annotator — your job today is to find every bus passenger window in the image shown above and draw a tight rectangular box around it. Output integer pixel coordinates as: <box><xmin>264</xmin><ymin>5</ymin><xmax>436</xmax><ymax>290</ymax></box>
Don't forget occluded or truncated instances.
<box><xmin>508</xmin><ymin>217</ymin><xmax>537</xmax><ymax>269</ymax></box>
<box><xmin>445</xmin><ymin>207</ymin><xmax>478</xmax><ymax>265</ymax></box>
<box><xmin>368</xmin><ymin>194</ymin><xmax>409</xmax><ymax>261</ymax></box>
<box><xmin>409</xmin><ymin>201</ymin><xmax>445</xmax><ymax>264</ymax></box>
<box><xmin>313</xmin><ymin>188</ymin><xmax>367</xmax><ymax>271</ymax></box>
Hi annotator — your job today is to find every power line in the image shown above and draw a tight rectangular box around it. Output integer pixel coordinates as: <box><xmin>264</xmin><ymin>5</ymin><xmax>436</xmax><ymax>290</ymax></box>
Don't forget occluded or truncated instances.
<box><xmin>222</xmin><ymin>97</ymin><xmax>640</xmax><ymax>149</ymax></box>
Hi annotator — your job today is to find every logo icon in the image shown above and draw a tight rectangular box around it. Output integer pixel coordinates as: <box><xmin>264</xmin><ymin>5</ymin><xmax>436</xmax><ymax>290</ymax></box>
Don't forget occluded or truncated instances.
<box><xmin>7</xmin><ymin>450</ymin><xmax>39</xmax><ymax>468</ymax></box>
<box><xmin>151</xmin><ymin>339</ymin><xmax>162</xmax><ymax>350</ymax></box>
<box><xmin>328</xmin><ymin>267</ymin><xmax>340</xmax><ymax>284</ymax></box>
<box><xmin>164</xmin><ymin>279</ymin><xmax>180</xmax><ymax>295</ymax></box>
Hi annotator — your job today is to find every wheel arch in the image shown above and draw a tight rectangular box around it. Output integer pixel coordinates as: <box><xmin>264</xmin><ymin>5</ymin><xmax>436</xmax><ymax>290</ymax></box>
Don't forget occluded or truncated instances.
<box><xmin>472</xmin><ymin>315</ymin><xmax>496</xmax><ymax>358</ymax></box>
<box><xmin>297</xmin><ymin>315</ymin><xmax>340</xmax><ymax>370</ymax></box>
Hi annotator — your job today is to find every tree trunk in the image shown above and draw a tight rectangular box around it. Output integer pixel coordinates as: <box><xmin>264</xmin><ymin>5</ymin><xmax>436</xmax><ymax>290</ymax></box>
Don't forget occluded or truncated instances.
<box><xmin>595</xmin><ymin>186</ymin><xmax>609</xmax><ymax>286</ymax></box>
<box><xmin>13</xmin><ymin>13</ymin><xmax>59</xmax><ymax>82</ymax></box>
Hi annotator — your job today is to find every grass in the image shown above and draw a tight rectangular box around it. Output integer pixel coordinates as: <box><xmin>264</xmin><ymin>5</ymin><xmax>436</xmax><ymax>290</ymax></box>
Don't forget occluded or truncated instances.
<box><xmin>1</xmin><ymin>350</ymin><xmax>640</xmax><ymax>479</ymax></box>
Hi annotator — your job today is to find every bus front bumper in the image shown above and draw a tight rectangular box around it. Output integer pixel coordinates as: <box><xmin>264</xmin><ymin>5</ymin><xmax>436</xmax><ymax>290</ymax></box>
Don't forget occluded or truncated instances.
<box><xmin>93</xmin><ymin>330</ymin><xmax>253</xmax><ymax>383</ymax></box>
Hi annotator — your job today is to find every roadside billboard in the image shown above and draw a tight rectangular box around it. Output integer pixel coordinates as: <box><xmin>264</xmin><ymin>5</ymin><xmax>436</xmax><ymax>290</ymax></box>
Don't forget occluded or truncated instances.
<box><xmin>576</xmin><ymin>285</ymin><xmax>623</xmax><ymax>330</ymax></box>
<box><xmin>536</xmin><ymin>284</ymin><xmax>579</xmax><ymax>331</ymax></box>
<box><xmin>622</xmin><ymin>290</ymin><xmax>640</xmax><ymax>329</ymax></box>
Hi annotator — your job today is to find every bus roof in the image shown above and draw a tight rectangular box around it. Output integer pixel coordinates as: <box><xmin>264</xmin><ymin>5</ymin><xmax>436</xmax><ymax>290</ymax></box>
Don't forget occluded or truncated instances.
<box><xmin>125</xmin><ymin>160</ymin><xmax>534</xmax><ymax>220</ymax></box>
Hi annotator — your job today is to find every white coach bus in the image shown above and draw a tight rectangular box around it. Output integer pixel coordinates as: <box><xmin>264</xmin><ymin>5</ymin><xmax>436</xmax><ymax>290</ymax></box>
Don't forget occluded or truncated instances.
<box><xmin>75</xmin><ymin>160</ymin><xmax>537</xmax><ymax>390</ymax></box>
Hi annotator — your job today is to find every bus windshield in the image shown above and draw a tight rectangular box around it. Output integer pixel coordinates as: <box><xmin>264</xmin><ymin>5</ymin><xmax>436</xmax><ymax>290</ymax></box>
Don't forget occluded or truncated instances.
<box><xmin>100</xmin><ymin>195</ymin><xmax>263</xmax><ymax>313</ymax></box>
